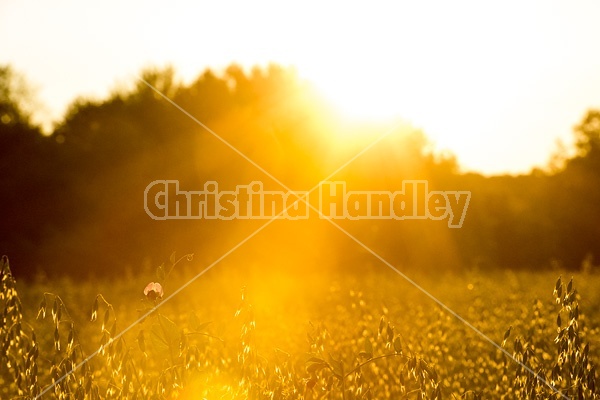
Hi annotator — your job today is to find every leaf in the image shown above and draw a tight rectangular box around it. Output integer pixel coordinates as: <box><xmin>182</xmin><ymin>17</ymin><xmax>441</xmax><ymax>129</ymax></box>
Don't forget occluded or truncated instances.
<box><xmin>37</xmin><ymin>297</ymin><xmax>46</xmax><ymax>320</ymax></box>
<box><xmin>502</xmin><ymin>326</ymin><xmax>511</xmax><ymax>346</ymax></box>
<box><xmin>408</xmin><ymin>357</ymin><xmax>416</xmax><ymax>371</ymax></box>
<box><xmin>149</xmin><ymin>314</ymin><xmax>180</xmax><ymax>354</ymax></box>
<box><xmin>365</xmin><ymin>338</ymin><xmax>373</xmax><ymax>359</ymax></box>
<box><xmin>102</xmin><ymin>308</ymin><xmax>110</xmax><ymax>331</ymax></box>
<box><xmin>54</xmin><ymin>326</ymin><xmax>60</xmax><ymax>352</ymax></box>
<box><xmin>306</xmin><ymin>360</ymin><xmax>329</xmax><ymax>374</ymax></box>
<box><xmin>386</xmin><ymin>324</ymin><xmax>394</xmax><ymax>343</ymax></box>
<box><xmin>149</xmin><ymin>326</ymin><xmax>169</xmax><ymax>353</ymax></box>
<box><xmin>393</xmin><ymin>336</ymin><xmax>403</xmax><ymax>353</ymax></box>
<box><xmin>328</xmin><ymin>354</ymin><xmax>343</xmax><ymax>379</ymax></box>
<box><xmin>52</xmin><ymin>297</ymin><xmax>58</xmax><ymax>322</ymax></box>
<box><xmin>514</xmin><ymin>338</ymin><xmax>522</xmax><ymax>354</ymax></box>
<box><xmin>68</xmin><ymin>324</ymin><xmax>74</xmax><ymax>348</ymax></box>
<box><xmin>90</xmin><ymin>297</ymin><xmax>98</xmax><ymax>322</ymax></box>
<box><xmin>189</xmin><ymin>312</ymin><xmax>211</xmax><ymax>332</ymax></box>
<box><xmin>306</xmin><ymin>356</ymin><xmax>328</xmax><ymax>374</ymax></box>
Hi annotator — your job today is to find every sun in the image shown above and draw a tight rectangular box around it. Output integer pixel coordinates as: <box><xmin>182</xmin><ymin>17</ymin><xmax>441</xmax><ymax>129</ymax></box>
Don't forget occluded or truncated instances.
<box><xmin>299</xmin><ymin>70</ymin><xmax>451</xmax><ymax>155</ymax></box>
<box><xmin>301</xmin><ymin>63</ymin><xmax>523</xmax><ymax>174</ymax></box>
<box><xmin>312</xmin><ymin>79</ymin><xmax>405</xmax><ymax>124</ymax></box>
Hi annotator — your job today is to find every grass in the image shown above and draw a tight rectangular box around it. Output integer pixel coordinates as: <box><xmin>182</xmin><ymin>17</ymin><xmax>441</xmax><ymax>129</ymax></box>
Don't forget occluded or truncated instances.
<box><xmin>2</xmin><ymin>255</ymin><xmax>599</xmax><ymax>399</ymax></box>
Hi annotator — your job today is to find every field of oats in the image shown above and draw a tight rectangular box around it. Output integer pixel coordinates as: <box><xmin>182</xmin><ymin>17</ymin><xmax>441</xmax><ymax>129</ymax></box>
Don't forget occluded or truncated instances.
<box><xmin>2</xmin><ymin>255</ymin><xmax>599</xmax><ymax>399</ymax></box>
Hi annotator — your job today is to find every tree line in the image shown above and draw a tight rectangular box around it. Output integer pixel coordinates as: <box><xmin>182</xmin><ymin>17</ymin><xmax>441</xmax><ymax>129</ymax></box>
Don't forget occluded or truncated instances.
<box><xmin>1</xmin><ymin>64</ymin><xmax>599</xmax><ymax>278</ymax></box>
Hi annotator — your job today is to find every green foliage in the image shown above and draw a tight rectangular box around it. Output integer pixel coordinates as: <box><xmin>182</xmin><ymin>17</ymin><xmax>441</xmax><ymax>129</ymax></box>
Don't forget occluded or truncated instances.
<box><xmin>0</xmin><ymin>65</ymin><xmax>35</xmax><ymax>127</ymax></box>
<box><xmin>1</xmin><ymin>256</ymin><xmax>41</xmax><ymax>398</ymax></box>
<box><xmin>500</xmin><ymin>276</ymin><xmax>598</xmax><ymax>399</ymax></box>
<box><xmin>2</xmin><ymin>256</ymin><xmax>600</xmax><ymax>399</ymax></box>
<box><xmin>4</xmin><ymin>62</ymin><xmax>600</xmax><ymax>277</ymax></box>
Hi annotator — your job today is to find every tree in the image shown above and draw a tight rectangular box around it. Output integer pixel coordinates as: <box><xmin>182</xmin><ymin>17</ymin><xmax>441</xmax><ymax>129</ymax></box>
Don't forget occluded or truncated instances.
<box><xmin>0</xmin><ymin>65</ymin><xmax>34</xmax><ymax>128</ymax></box>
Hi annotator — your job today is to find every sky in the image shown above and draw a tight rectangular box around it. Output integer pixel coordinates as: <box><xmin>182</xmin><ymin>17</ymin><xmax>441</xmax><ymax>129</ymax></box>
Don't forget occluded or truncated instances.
<box><xmin>1</xmin><ymin>0</ymin><xmax>600</xmax><ymax>175</ymax></box>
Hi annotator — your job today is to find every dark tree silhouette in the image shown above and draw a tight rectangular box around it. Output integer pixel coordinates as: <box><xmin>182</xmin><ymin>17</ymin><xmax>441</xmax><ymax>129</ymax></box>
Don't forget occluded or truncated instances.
<box><xmin>2</xmin><ymin>63</ymin><xmax>600</xmax><ymax>277</ymax></box>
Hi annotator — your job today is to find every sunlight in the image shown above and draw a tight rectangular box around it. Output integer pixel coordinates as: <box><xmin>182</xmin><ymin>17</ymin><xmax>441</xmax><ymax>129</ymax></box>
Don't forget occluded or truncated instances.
<box><xmin>303</xmin><ymin>69</ymin><xmax>479</xmax><ymax>169</ymax></box>
<box><xmin>312</xmin><ymin>80</ymin><xmax>404</xmax><ymax>124</ymax></box>
<box><xmin>300</xmin><ymin>54</ymin><xmax>529</xmax><ymax>174</ymax></box>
